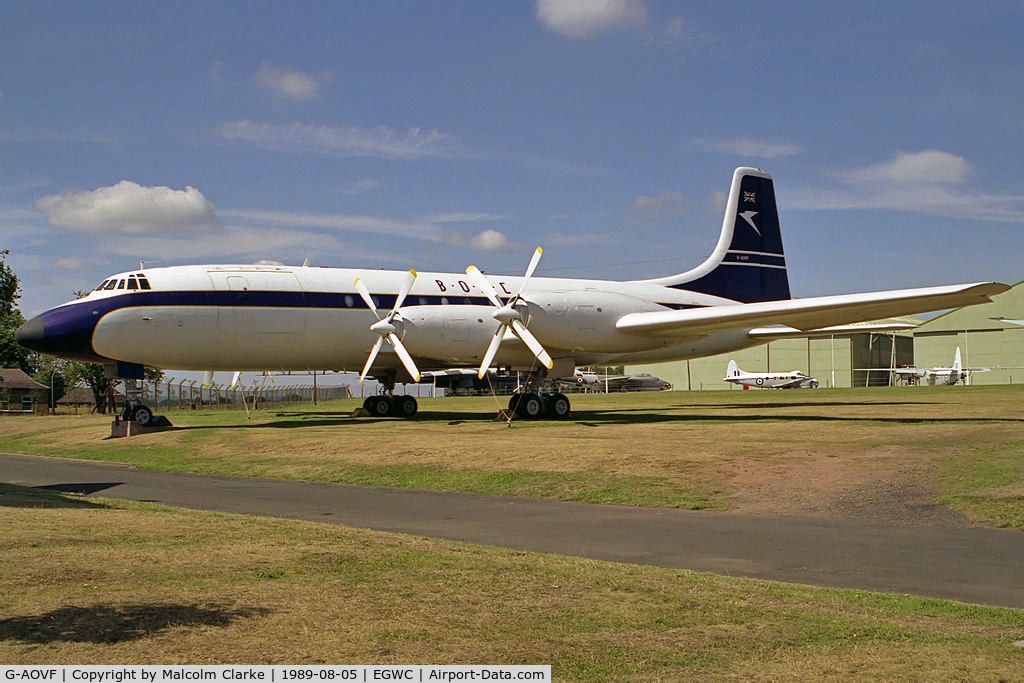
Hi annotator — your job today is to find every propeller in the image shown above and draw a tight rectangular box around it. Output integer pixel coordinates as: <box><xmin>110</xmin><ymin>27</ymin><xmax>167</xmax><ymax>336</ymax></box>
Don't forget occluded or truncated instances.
<box><xmin>354</xmin><ymin>269</ymin><xmax>421</xmax><ymax>383</ymax></box>
<box><xmin>465</xmin><ymin>247</ymin><xmax>553</xmax><ymax>379</ymax></box>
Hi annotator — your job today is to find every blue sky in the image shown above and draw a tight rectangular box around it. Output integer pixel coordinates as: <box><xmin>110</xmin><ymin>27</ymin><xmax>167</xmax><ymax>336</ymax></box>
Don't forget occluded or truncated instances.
<box><xmin>4</xmin><ymin>0</ymin><xmax>1023</xmax><ymax>320</ymax></box>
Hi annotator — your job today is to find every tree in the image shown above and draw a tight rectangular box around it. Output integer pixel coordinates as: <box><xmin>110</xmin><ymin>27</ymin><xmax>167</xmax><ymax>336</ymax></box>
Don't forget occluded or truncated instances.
<box><xmin>0</xmin><ymin>250</ymin><xmax>39</xmax><ymax>374</ymax></box>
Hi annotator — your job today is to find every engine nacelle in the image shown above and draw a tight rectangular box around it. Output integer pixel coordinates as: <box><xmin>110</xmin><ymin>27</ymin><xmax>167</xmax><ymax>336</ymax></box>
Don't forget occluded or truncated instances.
<box><xmin>519</xmin><ymin>290</ymin><xmax>673</xmax><ymax>354</ymax></box>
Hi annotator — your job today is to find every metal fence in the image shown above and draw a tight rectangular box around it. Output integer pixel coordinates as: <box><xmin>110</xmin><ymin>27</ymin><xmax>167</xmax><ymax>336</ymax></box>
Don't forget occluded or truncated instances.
<box><xmin>151</xmin><ymin>379</ymin><xmax>353</xmax><ymax>412</ymax></box>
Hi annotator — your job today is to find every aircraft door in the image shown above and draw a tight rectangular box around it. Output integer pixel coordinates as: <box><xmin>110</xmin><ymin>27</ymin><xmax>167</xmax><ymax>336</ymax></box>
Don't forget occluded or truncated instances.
<box><xmin>218</xmin><ymin>276</ymin><xmax>254</xmax><ymax>334</ymax></box>
<box><xmin>209</xmin><ymin>271</ymin><xmax>306</xmax><ymax>334</ymax></box>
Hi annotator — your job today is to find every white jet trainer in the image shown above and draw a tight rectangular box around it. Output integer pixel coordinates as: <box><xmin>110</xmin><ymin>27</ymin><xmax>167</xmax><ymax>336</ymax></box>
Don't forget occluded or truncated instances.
<box><xmin>17</xmin><ymin>167</ymin><xmax>1009</xmax><ymax>420</ymax></box>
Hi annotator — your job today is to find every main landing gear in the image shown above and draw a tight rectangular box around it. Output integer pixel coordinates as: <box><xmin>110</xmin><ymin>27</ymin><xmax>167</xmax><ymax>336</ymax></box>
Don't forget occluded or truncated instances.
<box><xmin>361</xmin><ymin>371</ymin><xmax>419</xmax><ymax>417</ymax></box>
<box><xmin>362</xmin><ymin>393</ymin><xmax>418</xmax><ymax>418</ymax></box>
<box><xmin>507</xmin><ymin>392</ymin><xmax>571</xmax><ymax>420</ymax></box>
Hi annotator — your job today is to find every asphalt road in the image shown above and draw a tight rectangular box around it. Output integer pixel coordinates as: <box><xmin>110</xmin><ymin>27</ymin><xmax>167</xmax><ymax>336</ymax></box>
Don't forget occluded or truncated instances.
<box><xmin>3</xmin><ymin>452</ymin><xmax>1022</xmax><ymax>609</ymax></box>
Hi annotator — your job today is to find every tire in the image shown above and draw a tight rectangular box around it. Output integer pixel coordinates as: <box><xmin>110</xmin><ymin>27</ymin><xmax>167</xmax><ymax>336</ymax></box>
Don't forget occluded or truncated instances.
<box><xmin>548</xmin><ymin>393</ymin><xmax>571</xmax><ymax>419</ymax></box>
<box><xmin>516</xmin><ymin>393</ymin><xmax>544</xmax><ymax>419</ymax></box>
<box><xmin>369</xmin><ymin>396</ymin><xmax>392</xmax><ymax>417</ymax></box>
<box><xmin>362</xmin><ymin>396</ymin><xmax>377</xmax><ymax>415</ymax></box>
<box><xmin>132</xmin><ymin>405</ymin><xmax>154</xmax><ymax>425</ymax></box>
<box><xmin>395</xmin><ymin>395</ymin><xmax>418</xmax><ymax>417</ymax></box>
<box><xmin>508</xmin><ymin>394</ymin><xmax>523</xmax><ymax>413</ymax></box>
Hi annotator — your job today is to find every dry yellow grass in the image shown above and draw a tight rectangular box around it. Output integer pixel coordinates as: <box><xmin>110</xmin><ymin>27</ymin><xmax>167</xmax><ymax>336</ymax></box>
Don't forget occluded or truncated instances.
<box><xmin>1</xmin><ymin>485</ymin><xmax>1022</xmax><ymax>679</ymax></box>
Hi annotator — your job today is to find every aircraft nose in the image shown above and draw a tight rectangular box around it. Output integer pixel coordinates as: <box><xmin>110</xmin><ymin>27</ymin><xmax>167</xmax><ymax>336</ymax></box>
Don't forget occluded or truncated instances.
<box><xmin>14</xmin><ymin>315</ymin><xmax>46</xmax><ymax>352</ymax></box>
<box><xmin>13</xmin><ymin>304</ymin><xmax>108</xmax><ymax>363</ymax></box>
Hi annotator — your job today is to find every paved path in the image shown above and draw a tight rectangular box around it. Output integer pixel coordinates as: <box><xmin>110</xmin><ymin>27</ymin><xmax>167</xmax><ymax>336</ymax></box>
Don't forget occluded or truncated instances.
<box><xmin>3</xmin><ymin>453</ymin><xmax>1022</xmax><ymax>609</ymax></box>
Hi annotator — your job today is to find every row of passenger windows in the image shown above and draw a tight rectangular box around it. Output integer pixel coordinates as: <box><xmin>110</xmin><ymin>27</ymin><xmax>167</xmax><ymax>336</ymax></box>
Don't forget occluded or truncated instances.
<box><xmin>94</xmin><ymin>274</ymin><xmax>152</xmax><ymax>292</ymax></box>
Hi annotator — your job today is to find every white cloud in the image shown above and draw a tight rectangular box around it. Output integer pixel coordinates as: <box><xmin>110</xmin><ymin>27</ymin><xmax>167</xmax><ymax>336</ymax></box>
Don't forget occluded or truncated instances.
<box><xmin>692</xmin><ymin>137</ymin><xmax>806</xmax><ymax>158</ymax></box>
<box><xmin>537</xmin><ymin>0</ymin><xmax>647</xmax><ymax>38</ymax></box>
<box><xmin>219</xmin><ymin>120</ymin><xmax>462</xmax><ymax>160</ymax></box>
<box><xmin>252</xmin><ymin>62</ymin><xmax>334</xmax><ymax>100</ymax></box>
<box><xmin>469</xmin><ymin>229</ymin><xmax>514</xmax><ymax>251</ymax></box>
<box><xmin>788</xmin><ymin>150</ymin><xmax>1024</xmax><ymax>222</ymax></box>
<box><xmin>103</xmin><ymin>225</ymin><xmax>347</xmax><ymax>261</ymax></box>
<box><xmin>219</xmin><ymin>209</ymin><xmax>445</xmax><ymax>242</ymax></box>
<box><xmin>424</xmin><ymin>212</ymin><xmax>508</xmax><ymax>224</ymax></box>
<box><xmin>634</xmin><ymin>190</ymin><xmax>686</xmax><ymax>213</ymax></box>
<box><xmin>35</xmin><ymin>181</ymin><xmax>217</xmax><ymax>234</ymax></box>
<box><xmin>839</xmin><ymin>149</ymin><xmax>970</xmax><ymax>185</ymax></box>
<box><xmin>53</xmin><ymin>257</ymin><xmax>87</xmax><ymax>270</ymax></box>
<box><xmin>340</xmin><ymin>179</ymin><xmax>380</xmax><ymax>195</ymax></box>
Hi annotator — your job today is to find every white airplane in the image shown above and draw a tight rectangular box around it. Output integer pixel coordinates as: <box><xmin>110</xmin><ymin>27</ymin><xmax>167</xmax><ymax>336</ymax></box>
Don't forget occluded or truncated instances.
<box><xmin>860</xmin><ymin>348</ymin><xmax>989</xmax><ymax>386</ymax></box>
<box><xmin>568</xmin><ymin>370</ymin><xmax>671</xmax><ymax>392</ymax></box>
<box><xmin>16</xmin><ymin>167</ymin><xmax>1009</xmax><ymax>422</ymax></box>
<box><xmin>723</xmin><ymin>359</ymin><xmax>819</xmax><ymax>389</ymax></box>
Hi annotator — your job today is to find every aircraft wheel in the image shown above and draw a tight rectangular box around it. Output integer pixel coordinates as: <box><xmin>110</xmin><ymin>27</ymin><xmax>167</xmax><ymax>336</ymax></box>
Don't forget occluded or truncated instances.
<box><xmin>394</xmin><ymin>395</ymin><xmax>418</xmax><ymax>417</ymax></box>
<box><xmin>362</xmin><ymin>396</ymin><xmax>377</xmax><ymax>415</ymax></box>
<box><xmin>131</xmin><ymin>405</ymin><xmax>154</xmax><ymax>426</ymax></box>
<box><xmin>516</xmin><ymin>393</ymin><xmax>544</xmax><ymax>419</ymax></box>
<box><xmin>508</xmin><ymin>394</ymin><xmax>523</xmax><ymax>413</ymax></box>
<box><xmin>367</xmin><ymin>396</ymin><xmax>391</xmax><ymax>417</ymax></box>
<box><xmin>547</xmin><ymin>393</ymin><xmax>571</xmax><ymax>419</ymax></box>
<box><xmin>371</xmin><ymin>396</ymin><xmax>392</xmax><ymax>417</ymax></box>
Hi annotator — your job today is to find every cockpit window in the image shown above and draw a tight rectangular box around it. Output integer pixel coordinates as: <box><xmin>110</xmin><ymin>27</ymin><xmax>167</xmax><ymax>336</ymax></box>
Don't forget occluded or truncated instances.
<box><xmin>95</xmin><ymin>280</ymin><xmax>110</xmax><ymax>291</ymax></box>
<box><xmin>104</xmin><ymin>280</ymin><xmax>118</xmax><ymax>290</ymax></box>
<box><xmin>138</xmin><ymin>277</ymin><xmax>151</xmax><ymax>290</ymax></box>
<box><xmin>116</xmin><ymin>279</ymin><xmax>125</xmax><ymax>290</ymax></box>
<box><xmin>127</xmin><ymin>276</ymin><xmax>138</xmax><ymax>290</ymax></box>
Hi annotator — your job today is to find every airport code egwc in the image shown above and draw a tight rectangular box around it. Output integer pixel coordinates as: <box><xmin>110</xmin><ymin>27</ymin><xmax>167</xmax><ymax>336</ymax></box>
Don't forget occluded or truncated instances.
<box><xmin>2</xmin><ymin>668</ymin><xmax>550</xmax><ymax>683</ymax></box>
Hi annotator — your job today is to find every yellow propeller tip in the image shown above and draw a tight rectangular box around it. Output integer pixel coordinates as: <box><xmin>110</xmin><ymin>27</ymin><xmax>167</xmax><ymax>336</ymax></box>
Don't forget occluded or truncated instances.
<box><xmin>536</xmin><ymin>247</ymin><xmax>543</xmax><ymax>255</ymax></box>
<box><xmin>466</xmin><ymin>266</ymin><xmax>476</xmax><ymax>274</ymax></box>
<box><xmin>409</xmin><ymin>269</ymin><xmax>417</xmax><ymax>277</ymax></box>
<box><xmin>354</xmin><ymin>278</ymin><xmax>361</xmax><ymax>285</ymax></box>
<box><xmin>545</xmin><ymin>361</ymin><xmax>554</xmax><ymax>369</ymax></box>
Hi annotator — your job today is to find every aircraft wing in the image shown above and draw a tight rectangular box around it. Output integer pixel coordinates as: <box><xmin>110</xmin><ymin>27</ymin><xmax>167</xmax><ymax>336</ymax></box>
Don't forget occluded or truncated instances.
<box><xmin>747</xmin><ymin>321</ymin><xmax>918</xmax><ymax>340</ymax></box>
<box><xmin>616</xmin><ymin>282</ymin><xmax>1009</xmax><ymax>338</ymax></box>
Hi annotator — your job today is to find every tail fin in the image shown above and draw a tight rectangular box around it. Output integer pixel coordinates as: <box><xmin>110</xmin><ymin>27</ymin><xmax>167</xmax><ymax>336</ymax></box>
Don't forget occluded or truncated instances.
<box><xmin>953</xmin><ymin>347</ymin><xmax>962</xmax><ymax>372</ymax></box>
<box><xmin>727</xmin><ymin>359</ymin><xmax>740</xmax><ymax>377</ymax></box>
<box><xmin>644</xmin><ymin>167</ymin><xmax>791</xmax><ymax>303</ymax></box>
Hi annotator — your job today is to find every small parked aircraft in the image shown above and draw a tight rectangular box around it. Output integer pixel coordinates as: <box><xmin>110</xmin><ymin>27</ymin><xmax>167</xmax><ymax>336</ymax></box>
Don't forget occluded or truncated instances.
<box><xmin>859</xmin><ymin>348</ymin><xmax>989</xmax><ymax>386</ymax></box>
<box><xmin>723</xmin><ymin>359</ymin><xmax>819</xmax><ymax>389</ymax></box>
<box><xmin>16</xmin><ymin>167</ymin><xmax>1008</xmax><ymax>422</ymax></box>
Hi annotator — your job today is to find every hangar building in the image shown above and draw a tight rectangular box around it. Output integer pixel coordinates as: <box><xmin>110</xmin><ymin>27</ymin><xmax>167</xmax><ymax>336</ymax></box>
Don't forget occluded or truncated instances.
<box><xmin>625</xmin><ymin>280</ymin><xmax>1024</xmax><ymax>390</ymax></box>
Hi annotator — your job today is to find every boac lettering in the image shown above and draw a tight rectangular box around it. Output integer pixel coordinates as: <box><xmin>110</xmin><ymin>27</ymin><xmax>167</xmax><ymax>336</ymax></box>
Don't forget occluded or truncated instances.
<box><xmin>435</xmin><ymin>280</ymin><xmax>447</xmax><ymax>292</ymax></box>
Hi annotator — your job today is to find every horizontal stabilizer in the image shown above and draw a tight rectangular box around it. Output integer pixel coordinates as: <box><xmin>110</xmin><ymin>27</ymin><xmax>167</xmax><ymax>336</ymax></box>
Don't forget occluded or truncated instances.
<box><xmin>616</xmin><ymin>282</ymin><xmax>1010</xmax><ymax>338</ymax></box>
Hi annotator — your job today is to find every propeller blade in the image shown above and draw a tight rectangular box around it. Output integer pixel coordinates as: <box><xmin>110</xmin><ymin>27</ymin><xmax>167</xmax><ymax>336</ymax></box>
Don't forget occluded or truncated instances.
<box><xmin>477</xmin><ymin>324</ymin><xmax>507</xmax><ymax>378</ymax></box>
<box><xmin>229</xmin><ymin>371</ymin><xmax>241</xmax><ymax>389</ymax></box>
<box><xmin>388</xmin><ymin>333</ymin><xmax>421</xmax><ymax>382</ymax></box>
<box><xmin>353</xmin><ymin>278</ymin><xmax>381</xmax><ymax>320</ymax></box>
<box><xmin>511</xmin><ymin>319</ymin><xmax>554</xmax><ymax>369</ymax></box>
<box><xmin>392</xmin><ymin>269</ymin><xmax>417</xmax><ymax>312</ymax></box>
<box><xmin>465</xmin><ymin>266</ymin><xmax>503</xmax><ymax>307</ymax></box>
<box><xmin>516</xmin><ymin>246</ymin><xmax>543</xmax><ymax>297</ymax></box>
<box><xmin>360</xmin><ymin>337</ymin><xmax>385</xmax><ymax>383</ymax></box>
<box><xmin>202</xmin><ymin>370</ymin><xmax>214</xmax><ymax>388</ymax></box>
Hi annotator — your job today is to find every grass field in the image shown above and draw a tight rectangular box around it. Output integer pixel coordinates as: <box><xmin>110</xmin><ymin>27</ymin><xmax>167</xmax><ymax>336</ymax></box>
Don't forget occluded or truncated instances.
<box><xmin>1</xmin><ymin>386</ymin><xmax>1022</xmax><ymax>527</ymax></box>
<box><xmin>2</xmin><ymin>386</ymin><xmax>1023</xmax><ymax>676</ymax></box>
<box><xmin>1</xmin><ymin>484</ymin><xmax>1023</xmax><ymax>678</ymax></box>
